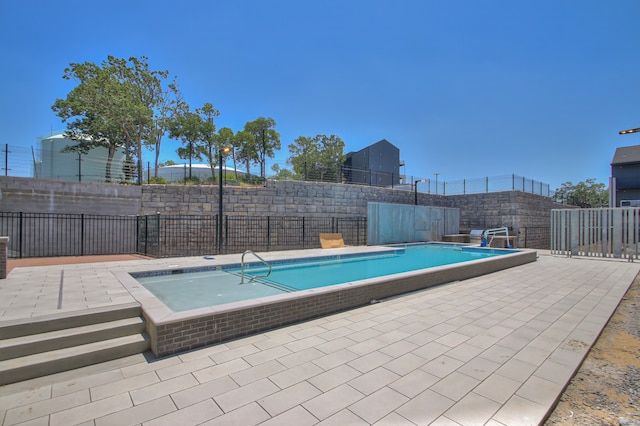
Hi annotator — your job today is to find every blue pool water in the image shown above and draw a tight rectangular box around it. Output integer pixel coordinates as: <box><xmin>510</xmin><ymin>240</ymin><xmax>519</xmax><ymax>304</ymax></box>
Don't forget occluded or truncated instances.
<box><xmin>135</xmin><ymin>244</ymin><xmax>511</xmax><ymax>311</ymax></box>
<box><xmin>233</xmin><ymin>244</ymin><xmax>505</xmax><ymax>291</ymax></box>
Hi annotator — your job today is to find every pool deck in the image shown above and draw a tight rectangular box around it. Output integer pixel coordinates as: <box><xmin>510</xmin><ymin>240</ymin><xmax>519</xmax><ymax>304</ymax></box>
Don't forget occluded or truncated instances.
<box><xmin>1</xmin><ymin>249</ymin><xmax>639</xmax><ymax>425</ymax></box>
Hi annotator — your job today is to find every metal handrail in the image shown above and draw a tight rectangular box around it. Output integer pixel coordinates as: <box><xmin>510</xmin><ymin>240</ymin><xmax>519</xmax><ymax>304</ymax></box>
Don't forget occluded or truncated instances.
<box><xmin>240</xmin><ymin>250</ymin><xmax>272</xmax><ymax>284</ymax></box>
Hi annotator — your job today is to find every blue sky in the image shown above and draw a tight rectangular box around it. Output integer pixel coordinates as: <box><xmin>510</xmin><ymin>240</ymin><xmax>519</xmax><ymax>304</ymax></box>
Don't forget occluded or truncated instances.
<box><xmin>1</xmin><ymin>0</ymin><xmax>639</xmax><ymax>190</ymax></box>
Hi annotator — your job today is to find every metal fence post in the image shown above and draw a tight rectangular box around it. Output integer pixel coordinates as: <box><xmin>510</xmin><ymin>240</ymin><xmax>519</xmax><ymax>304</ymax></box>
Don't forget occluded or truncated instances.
<box><xmin>19</xmin><ymin>212</ymin><xmax>23</xmax><ymax>259</ymax></box>
<box><xmin>80</xmin><ymin>213</ymin><xmax>85</xmax><ymax>256</ymax></box>
<box><xmin>267</xmin><ymin>216</ymin><xmax>271</xmax><ymax>252</ymax></box>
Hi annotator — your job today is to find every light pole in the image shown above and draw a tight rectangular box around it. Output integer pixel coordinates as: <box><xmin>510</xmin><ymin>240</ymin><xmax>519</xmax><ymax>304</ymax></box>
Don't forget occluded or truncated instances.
<box><xmin>434</xmin><ymin>173</ymin><xmax>440</xmax><ymax>195</ymax></box>
<box><xmin>415</xmin><ymin>179</ymin><xmax>426</xmax><ymax>205</ymax></box>
<box><xmin>218</xmin><ymin>146</ymin><xmax>231</xmax><ymax>253</ymax></box>
<box><xmin>619</xmin><ymin>127</ymin><xmax>640</xmax><ymax>135</ymax></box>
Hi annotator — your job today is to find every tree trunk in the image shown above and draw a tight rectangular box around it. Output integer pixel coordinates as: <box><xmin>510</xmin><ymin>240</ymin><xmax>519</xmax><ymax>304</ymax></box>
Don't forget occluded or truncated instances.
<box><xmin>105</xmin><ymin>145</ymin><xmax>116</xmax><ymax>183</ymax></box>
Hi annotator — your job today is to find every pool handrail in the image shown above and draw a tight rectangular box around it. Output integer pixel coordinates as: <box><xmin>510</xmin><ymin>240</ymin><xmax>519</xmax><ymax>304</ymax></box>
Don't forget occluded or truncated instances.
<box><xmin>240</xmin><ymin>250</ymin><xmax>273</xmax><ymax>284</ymax></box>
<box><xmin>480</xmin><ymin>227</ymin><xmax>512</xmax><ymax>249</ymax></box>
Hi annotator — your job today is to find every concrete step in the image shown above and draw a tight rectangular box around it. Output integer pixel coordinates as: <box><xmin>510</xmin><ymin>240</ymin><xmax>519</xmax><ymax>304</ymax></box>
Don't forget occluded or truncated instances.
<box><xmin>0</xmin><ymin>333</ymin><xmax>150</xmax><ymax>385</ymax></box>
<box><xmin>0</xmin><ymin>317</ymin><xmax>145</xmax><ymax>361</ymax></box>
<box><xmin>0</xmin><ymin>303</ymin><xmax>150</xmax><ymax>385</ymax></box>
<box><xmin>0</xmin><ymin>302</ymin><xmax>143</xmax><ymax>339</ymax></box>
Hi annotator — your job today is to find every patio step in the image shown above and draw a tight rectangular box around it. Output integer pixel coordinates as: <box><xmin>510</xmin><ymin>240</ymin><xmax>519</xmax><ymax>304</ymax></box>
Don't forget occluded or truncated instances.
<box><xmin>0</xmin><ymin>303</ymin><xmax>150</xmax><ymax>385</ymax></box>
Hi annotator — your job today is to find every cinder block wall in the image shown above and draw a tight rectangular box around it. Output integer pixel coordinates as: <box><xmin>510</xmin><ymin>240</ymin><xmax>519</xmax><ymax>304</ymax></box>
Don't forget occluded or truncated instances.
<box><xmin>0</xmin><ymin>177</ymin><xmax>141</xmax><ymax>215</ymax></box>
<box><xmin>0</xmin><ymin>177</ymin><xmax>562</xmax><ymax>248</ymax></box>
<box><xmin>139</xmin><ymin>180</ymin><xmax>450</xmax><ymax>217</ymax></box>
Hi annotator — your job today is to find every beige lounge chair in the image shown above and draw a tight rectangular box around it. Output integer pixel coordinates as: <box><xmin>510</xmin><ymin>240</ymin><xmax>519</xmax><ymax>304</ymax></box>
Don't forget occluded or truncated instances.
<box><xmin>319</xmin><ymin>233</ymin><xmax>345</xmax><ymax>249</ymax></box>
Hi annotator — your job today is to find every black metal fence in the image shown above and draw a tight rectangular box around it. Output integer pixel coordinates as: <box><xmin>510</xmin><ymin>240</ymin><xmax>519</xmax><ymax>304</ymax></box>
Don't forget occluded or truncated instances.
<box><xmin>1</xmin><ymin>212</ymin><xmax>367</xmax><ymax>258</ymax></box>
<box><xmin>137</xmin><ymin>215</ymin><xmax>368</xmax><ymax>257</ymax></box>
<box><xmin>1</xmin><ymin>211</ymin><xmax>548</xmax><ymax>258</ymax></box>
<box><xmin>0</xmin><ymin>212</ymin><xmax>138</xmax><ymax>258</ymax></box>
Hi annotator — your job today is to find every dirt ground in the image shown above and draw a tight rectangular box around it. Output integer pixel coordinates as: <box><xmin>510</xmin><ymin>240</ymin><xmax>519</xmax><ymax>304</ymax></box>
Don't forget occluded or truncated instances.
<box><xmin>545</xmin><ymin>271</ymin><xmax>640</xmax><ymax>425</ymax></box>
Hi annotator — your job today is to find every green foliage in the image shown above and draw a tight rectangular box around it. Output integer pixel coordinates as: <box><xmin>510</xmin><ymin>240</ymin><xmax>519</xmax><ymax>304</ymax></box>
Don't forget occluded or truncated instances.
<box><xmin>270</xmin><ymin>164</ymin><xmax>296</xmax><ymax>180</ymax></box>
<box><xmin>147</xmin><ymin>176</ymin><xmax>168</xmax><ymax>184</ymax></box>
<box><xmin>243</xmin><ymin>117</ymin><xmax>281</xmax><ymax>179</ymax></box>
<box><xmin>159</xmin><ymin>159</ymin><xmax>177</xmax><ymax>166</ymax></box>
<box><xmin>52</xmin><ymin>56</ymin><xmax>179</xmax><ymax>184</ymax></box>
<box><xmin>168</xmin><ymin>102</ymin><xmax>221</xmax><ymax>181</ymax></box>
<box><xmin>234</xmin><ymin>130</ymin><xmax>257</xmax><ymax>179</ymax></box>
<box><xmin>554</xmin><ymin>179</ymin><xmax>609</xmax><ymax>208</ymax></box>
<box><xmin>287</xmin><ymin>134</ymin><xmax>345</xmax><ymax>182</ymax></box>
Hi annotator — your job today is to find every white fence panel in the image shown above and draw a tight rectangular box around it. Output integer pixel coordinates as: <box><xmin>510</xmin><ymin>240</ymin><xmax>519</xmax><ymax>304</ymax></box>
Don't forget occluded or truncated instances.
<box><xmin>551</xmin><ymin>208</ymin><xmax>640</xmax><ymax>260</ymax></box>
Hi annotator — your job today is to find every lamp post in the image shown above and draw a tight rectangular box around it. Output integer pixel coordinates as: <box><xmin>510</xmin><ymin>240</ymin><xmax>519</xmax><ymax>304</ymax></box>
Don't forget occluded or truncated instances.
<box><xmin>415</xmin><ymin>179</ymin><xmax>426</xmax><ymax>205</ymax></box>
<box><xmin>619</xmin><ymin>127</ymin><xmax>640</xmax><ymax>135</ymax></box>
<box><xmin>218</xmin><ymin>146</ymin><xmax>231</xmax><ymax>253</ymax></box>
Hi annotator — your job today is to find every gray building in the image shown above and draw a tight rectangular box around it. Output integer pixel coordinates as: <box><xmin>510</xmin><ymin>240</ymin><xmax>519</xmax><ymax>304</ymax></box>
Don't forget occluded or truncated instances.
<box><xmin>344</xmin><ymin>139</ymin><xmax>402</xmax><ymax>187</ymax></box>
<box><xmin>610</xmin><ymin>145</ymin><xmax>640</xmax><ymax>206</ymax></box>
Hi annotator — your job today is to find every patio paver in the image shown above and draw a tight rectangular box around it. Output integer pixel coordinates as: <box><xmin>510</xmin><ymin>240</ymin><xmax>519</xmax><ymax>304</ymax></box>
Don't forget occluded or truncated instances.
<box><xmin>1</xmin><ymin>250</ymin><xmax>638</xmax><ymax>425</ymax></box>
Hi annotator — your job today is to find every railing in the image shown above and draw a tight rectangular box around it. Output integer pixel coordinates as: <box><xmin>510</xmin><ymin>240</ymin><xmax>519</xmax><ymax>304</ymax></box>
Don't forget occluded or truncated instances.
<box><xmin>2</xmin><ymin>211</ymin><xmax>552</xmax><ymax>259</ymax></box>
<box><xmin>140</xmin><ymin>215</ymin><xmax>368</xmax><ymax>258</ymax></box>
<box><xmin>0</xmin><ymin>212</ymin><xmax>367</xmax><ymax>259</ymax></box>
<box><xmin>551</xmin><ymin>208</ymin><xmax>640</xmax><ymax>260</ymax></box>
<box><xmin>3</xmin><ymin>143</ymin><xmax>552</xmax><ymax>197</ymax></box>
<box><xmin>0</xmin><ymin>212</ymin><xmax>138</xmax><ymax>258</ymax></box>
<box><xmin>240</xmin><ymin>250</ymin><xmax>272</xmax><ymax>284</ymax></box>
<box><xmin>425</xmin><ymin>174</ymin><xmax>551</xmax><ymax>197</ymax></box>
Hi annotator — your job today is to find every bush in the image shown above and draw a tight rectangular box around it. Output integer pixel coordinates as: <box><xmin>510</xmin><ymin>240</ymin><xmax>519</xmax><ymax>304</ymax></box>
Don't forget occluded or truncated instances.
<box><xmin>147</xmin><ymin>176</ymin><xmax>168</xmax><ymax>184</ymax></box>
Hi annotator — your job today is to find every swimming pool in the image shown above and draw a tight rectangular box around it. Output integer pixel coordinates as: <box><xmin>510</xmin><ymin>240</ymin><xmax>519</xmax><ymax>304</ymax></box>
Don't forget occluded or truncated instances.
<box><xmin>121</xmin><ymin>244</ymin><xmax>537</xmax><ymax>356</ymax></box>
<box><xmin>135</xmin><ymin>245</ymin><xmax>508</xmax><ymax>311</ymax></box>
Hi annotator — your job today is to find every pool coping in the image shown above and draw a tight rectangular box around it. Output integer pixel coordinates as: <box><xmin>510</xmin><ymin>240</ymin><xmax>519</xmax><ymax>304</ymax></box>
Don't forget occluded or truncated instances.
<box><xmin>116</xmin><ymin>245</ymin><xmax>538</xmax><ymax>357</ymax></box>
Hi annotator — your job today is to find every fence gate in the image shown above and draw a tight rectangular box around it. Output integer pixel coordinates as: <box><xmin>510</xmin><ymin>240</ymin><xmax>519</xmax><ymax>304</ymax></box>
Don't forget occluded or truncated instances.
<box><xmin>551</xmin><ymin>208</ymin><xmax>640</xmax><ymax>260</ymax></box>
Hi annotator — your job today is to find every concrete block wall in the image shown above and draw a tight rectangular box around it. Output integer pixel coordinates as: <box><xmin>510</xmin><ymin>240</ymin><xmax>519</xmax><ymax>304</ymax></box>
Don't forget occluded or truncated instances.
<box><xmin>448</xmin><ymin>191</ymin><xmax>562</xmax><ymax>248</ymax></box>
<box><xmin>140</xmin><ymin>180</ymin><xmax>450</xmax><ymax>217</ymax></box>
<box><xmin>0</xmin><ymin>176</ymin><xmax>141</xmax><ymax>215</ymax></box>
<box><xmin>0</xmin><ymin>177</ymin><xmax>563</xmax><ymax>250</ymax></box>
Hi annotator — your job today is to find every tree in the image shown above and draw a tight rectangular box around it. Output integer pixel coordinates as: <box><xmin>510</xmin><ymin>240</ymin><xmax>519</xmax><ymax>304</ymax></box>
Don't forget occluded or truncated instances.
<box><xmin>109</xmin><ymin>56</ymin><xmax>169</xmax><ymax>184</ymax></box>
<box><xmin>52</xmin><ymin>56</ymin><xmax>177</xmax><ymax>184</ymax></box>
<box><xmin>288</xmin><ymin>136</ymin><xmax>320</xmax><ymax>180</ymax></box>
<box><xmin>555</xmin><ymin>179</ymin><xmax>609</xmax><ymax>208</ymax></box>
<box><xmin>215</xmin><ymin>127</ymin><xmax>237</xmax><ymax>179</ymax></box>
<box><xmin>169</xmin><ymin>109</ymin><xmax>203</xmax><ymax>179</ymax></box>
<box><xmin>195</xmin><ymin>103</ymin><xmax>221</xmax><ymax>182</ymax></box>
<box><xmin>52</xmin><ymin>62</ymin><xmax>129</xmax><ymax>182</ymax></box>
<box><xmin>150</xmin><ymin>81</ymin><xmax>185</xmax><ymax>178</ymax></box>
<box><xmin>235</xmin><ymin>130</ymin><xmax>257</xmax><ymax>180</ymax></box>
<box><xmin>243</xmin><ymin>117</ymin><xmax>281</xmax><ymax>179</ymax></box>
<box><xmin>287</xmin><ymin>134</ymin><xmax>345</xmax><ymax>182</ymax></box>
<box><xmin>270</xmin><ymin>163</ymin><xmax>296</xmax><ymax>180</ymax></box>
<box><xmin>317</xmin><ymin>134</ymin><xmax>346</xmax><ymax>182</ymax></box>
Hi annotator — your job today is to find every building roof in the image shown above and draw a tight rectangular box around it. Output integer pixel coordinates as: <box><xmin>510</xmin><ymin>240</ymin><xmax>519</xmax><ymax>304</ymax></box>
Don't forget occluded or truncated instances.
<box><xmin>612</xmin><ymin>145</ymin><xmax>640</xmax><ymax>165</ymax></box>
<box><xmin>346</xmin><ymin>139</ymin><xmax>399</xmax><ymax>156</ymax></box>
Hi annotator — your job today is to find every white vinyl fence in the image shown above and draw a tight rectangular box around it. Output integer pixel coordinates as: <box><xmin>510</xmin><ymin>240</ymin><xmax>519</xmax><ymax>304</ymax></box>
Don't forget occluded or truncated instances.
<box><xmin>551</xmin><ymin>208</ymin><xmax>640</xmax><ymax>260</ymax></box>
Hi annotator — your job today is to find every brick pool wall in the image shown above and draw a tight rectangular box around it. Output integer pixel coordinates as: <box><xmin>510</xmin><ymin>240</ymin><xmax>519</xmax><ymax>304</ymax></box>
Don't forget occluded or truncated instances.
<box><xmin>146</xmin><ymin>249</ymin><xmax>537</xmax><ymax>357</ymax></box>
